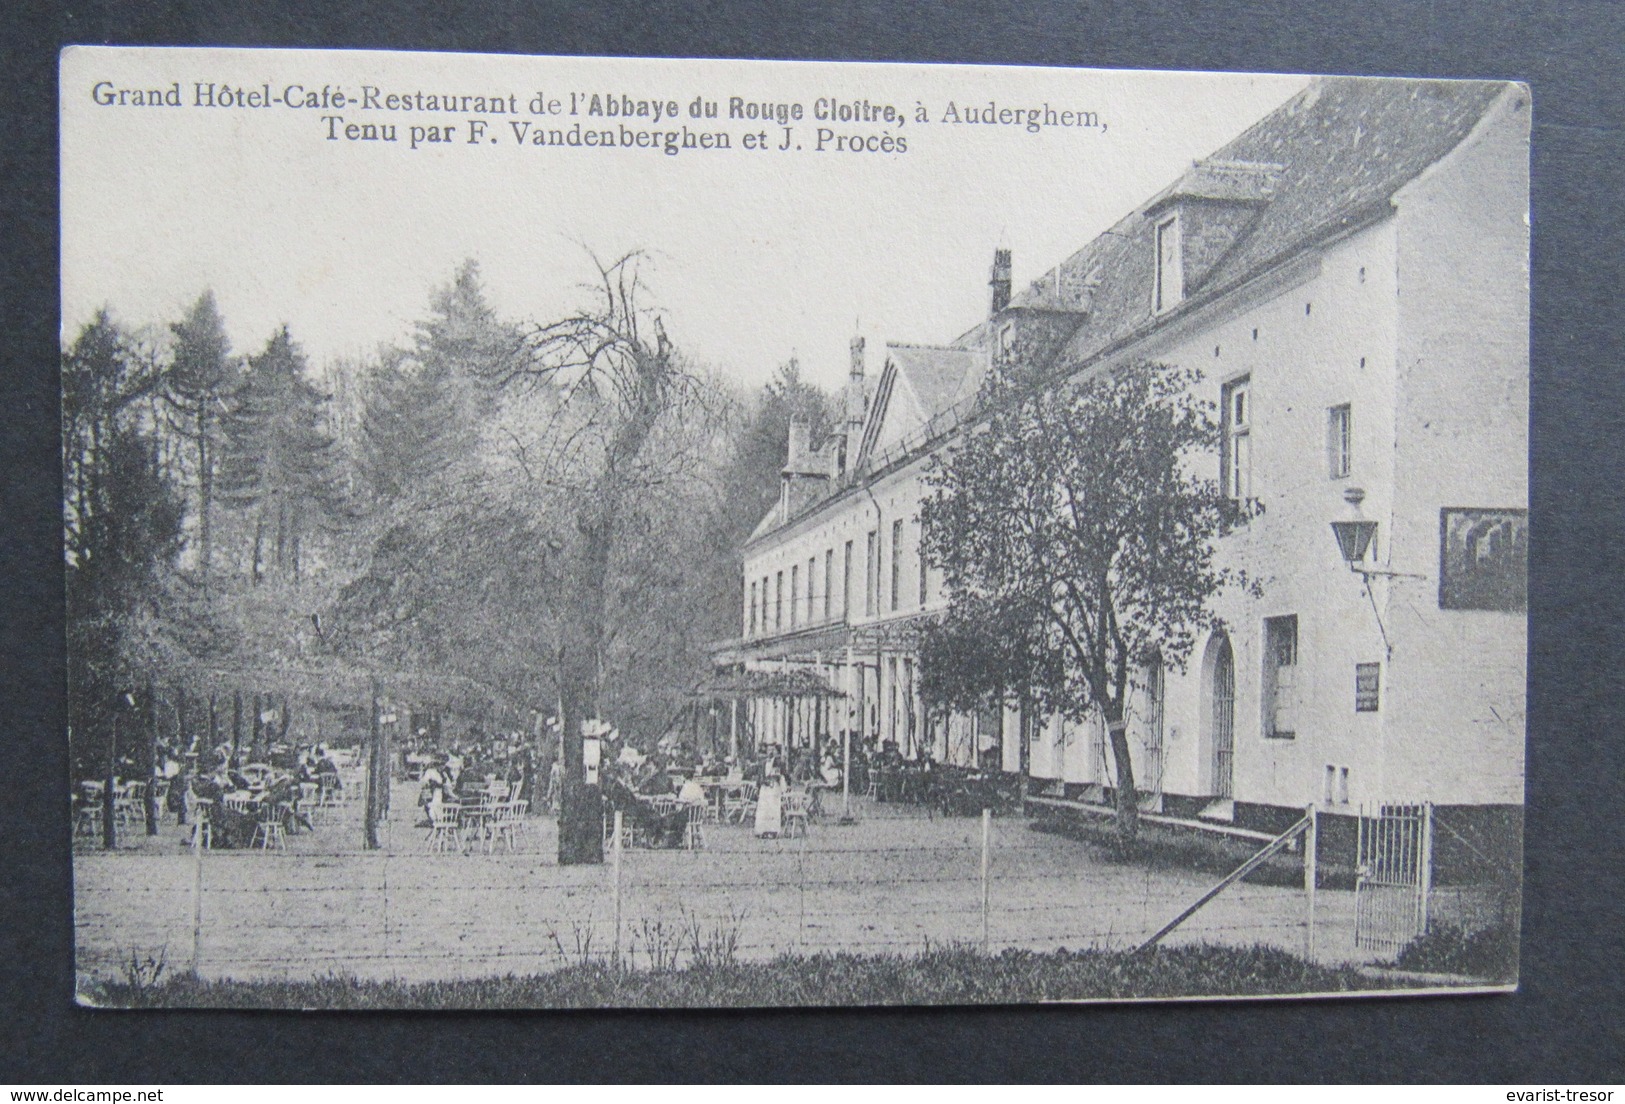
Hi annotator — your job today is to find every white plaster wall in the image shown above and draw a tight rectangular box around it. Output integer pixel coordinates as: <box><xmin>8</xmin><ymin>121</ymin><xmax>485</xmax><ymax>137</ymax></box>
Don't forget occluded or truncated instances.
<box><xmin>1386</xmin><ymin>89</ymin><xmax>1529</xmax><ymax>806</ymax></box>
<box><xmin>737</xmin><ymin>101</ymin><xmax>1526</xmax><ymax>814</ymax></box>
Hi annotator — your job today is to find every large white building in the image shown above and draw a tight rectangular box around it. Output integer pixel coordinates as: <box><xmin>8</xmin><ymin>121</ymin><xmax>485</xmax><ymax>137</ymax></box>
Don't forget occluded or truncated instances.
<box><xmin>710</xmin><ymin>77</ymin><xmax>1527</xmax><ymax>838</ymax></box>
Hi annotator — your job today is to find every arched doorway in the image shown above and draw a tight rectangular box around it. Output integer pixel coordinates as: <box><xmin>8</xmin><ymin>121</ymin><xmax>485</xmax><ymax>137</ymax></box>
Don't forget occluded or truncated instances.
<box><xmin>1200</xmin><ymin>632</ymin><xmax>1236</xmax><ymax>798</ymax></box>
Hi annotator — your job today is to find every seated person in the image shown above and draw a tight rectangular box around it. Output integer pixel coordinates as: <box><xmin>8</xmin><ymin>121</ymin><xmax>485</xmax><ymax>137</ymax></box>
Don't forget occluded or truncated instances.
<box><xmin>634</xmin><ymin>762</ymin><xmax>671</xmax><ymax>796</ymax></box>
<box><xmin>192</xmin><ymin>774</ymin><xmax>256</xmax><ymax>849</ymax></box>
<box><xmin>266</xmin><ymin>775</ymin><xmax>313</xmax><ymax>832</ymax></box>
<box><xmin>677</xmin><ymin>775</ymin><xmax>706</xmax><ymax>808</ymax></box>
<box><xmin>820</xmin><ymin>752</ymin><xmax>842</xmax><ymax>788</ymax></box>
<box><xmin>315</xmin><ymin>751</ymin><xmax>342</xmax><ymax>793</ymax></box>
<box><xmin>418</xmin><ymin>758</ymin><xmax>450</xmax><ymax>824</ymax></box>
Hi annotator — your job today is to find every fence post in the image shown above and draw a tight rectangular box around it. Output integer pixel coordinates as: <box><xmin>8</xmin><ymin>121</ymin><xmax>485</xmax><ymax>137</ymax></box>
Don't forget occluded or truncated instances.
<box><xmin>1304</xmin><ymin>802</ymin><xmax>1318</xmax><ymax>961</ymax></box>
<box><xmin>1419</xmin><ymin>800</ymin><xmax>1434</xmax><ymax>935</ymax></box>
<box><xmin>612</xmin><ymin>809</ymin><xmax>623</xmax><ymax>968</ymax></box>
<box><xmin>380</xmin><ymin>847</ymin><xmax>390</xmax><ymax>967</ymax></box>
<box><xmin>980</xmin><ymin>808</ymin><xmax>991</xmax><ymax>954</ymax></box>
<box><xmin>190</xmin><ymin>813</ymin><xmax>204</xmax><ymax>976</ymax></box>
<box><xmin>797</xmin><ymin>827</ymin><xmax>807</xmax><ymax>952</ymax></box>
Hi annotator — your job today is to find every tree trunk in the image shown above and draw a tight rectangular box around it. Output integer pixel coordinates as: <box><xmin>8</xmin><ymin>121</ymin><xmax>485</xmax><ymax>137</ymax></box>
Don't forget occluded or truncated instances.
<box><xmin>144</xmin><ymin>678</ymin><xmax>160</xmax><ymax>836</ymax></box>
<box><xmin>274</xmin><ymin>499</ymin><xmax>287</xmax><ymax>578</ymax></box>
<box><xmin>175</xmin><ymin>685</ymin><xmax>188</xmax><ymax>827</ymax></box>
<box><xmin>102</xmin><ymin>712</ymin><xmax>118</xmax><ymax>850</ymax></box>
<box><xmin>1018</xmin><ymin>685</ymin><xmax>1033</xmax><ymax>818</ymax></box>
<box><xmin>364</xmin><ymin>679</ymin><xmax>382</xmax><ymax>850</ymax></box>
<box><xmin>556</xmin><ymin>670</ymin><xmax>603</xmax><ymax>866</ymax></box>
<box><xmin>231</xmin><ymin>690</ymin><xmax>243</xmax><ymax>766</ymax></box>
<box><xmin>1105</xmin><ymin>706</ymin><xmax>1140</xmax><ymax>841</ymax></box>
<box><xmin>197</xmin><ymin>406</ymin><xmax>212</xmax><ymax>588</ymax></box>
<box><xmin>250</xmin><ymin>517</ymin><xmax>263</xmax><ymax>588</ymax></box>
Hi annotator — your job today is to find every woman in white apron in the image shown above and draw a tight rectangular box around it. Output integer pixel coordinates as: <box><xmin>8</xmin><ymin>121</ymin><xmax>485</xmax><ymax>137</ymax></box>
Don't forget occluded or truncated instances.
<box><xmin>754</xmin><ymin>778</ymin><xmax>783</xmax><ymax>838</ymax></box>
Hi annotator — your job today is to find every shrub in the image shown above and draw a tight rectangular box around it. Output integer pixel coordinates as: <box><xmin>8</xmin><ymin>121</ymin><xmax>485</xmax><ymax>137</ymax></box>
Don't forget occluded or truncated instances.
<box><xmin>1396</xmin><ymin>923</ymin><xmax>1519</xmax><ymax>982</ymax></box>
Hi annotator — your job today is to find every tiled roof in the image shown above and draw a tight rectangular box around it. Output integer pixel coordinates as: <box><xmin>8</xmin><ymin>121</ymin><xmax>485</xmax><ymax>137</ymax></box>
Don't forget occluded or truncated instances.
<box><xmin>745</xmin><ymin>76</ymin><xmax>1508</xmax><ymax>547</ymax></box>
<box><xmin>1038</xmin><ymin>77</ymin><xmax>1509</xmax><ymax>365</ymax></box>
<box><xmin>889</xmin><ymin>343</ymin><xmax>986</xmax><ymax>423</ymax></box>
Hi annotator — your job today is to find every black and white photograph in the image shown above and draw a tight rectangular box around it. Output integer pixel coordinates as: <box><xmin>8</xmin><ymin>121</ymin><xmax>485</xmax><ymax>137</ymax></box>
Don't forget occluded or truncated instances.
<box><xmin>61</xmin><ymin>47</ymin><xmax>1528</xmax><ymax>1009</ymax></box>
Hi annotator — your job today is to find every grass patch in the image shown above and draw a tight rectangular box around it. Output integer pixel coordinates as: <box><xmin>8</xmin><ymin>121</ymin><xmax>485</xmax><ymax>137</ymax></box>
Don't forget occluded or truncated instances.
<box><xmin>1029</xmin><ymin>808</ymin><xmax>1355</xmax><ymax>890</ymax></box>
<box><xmin>81</xmin><ymin>943</ymin><xmax>1447</xmax><ymax>1009</ymax></box>
<box><xmin>1395</xmin><ymin>923</ymin><xmax>1519</xmax><ymax>983</ymax></box>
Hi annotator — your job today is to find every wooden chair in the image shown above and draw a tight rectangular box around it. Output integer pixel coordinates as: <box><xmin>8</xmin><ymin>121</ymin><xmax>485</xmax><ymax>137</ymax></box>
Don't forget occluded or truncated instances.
<box><xmin>150</xmin><ymin>778</ymin><xmax>171</xmax><ymax>821</ymax></box>
<box><xmin>425</xmin><ymin>801</ymin><xmax>464</xmax><ymax>853</ymax></box>
<box><xmin>723</xmin><ymin>781</ymin><xmax>758</xmax><ymax>825</ymax></box>
<box><xmin>250</xmin><ymin>804</ymin><xmax>287</xmax><ymax>851</ymax></box>
<box><xmin>316</xmin><ymin>779</ymin><xmax>343</xmax><ymax>820</ymax></box>
<box><xmin>782</xmin><ymin>790</ymin><xmax>810</xmax><ymax>838</ymax></box>
<box><xmin>684</xmin><ymin>802</ymin><xmax>707</xmax><ymax>851</ymax></box>
<box><xmin>297</xmin><ymin>781</ymin><xmax>322</xmax><ymax>826</ymax></box>
<box><xmin>186</xmin><ymin>795</ymin><xmax>214</xmax><ymax>850</ymax></box>
<box><xmin>494</xmin><ymin>799</ymin><xmax>529</xmax><ymax>852</ymax></box>
<box><xmin>113</xmin><ymin>780</ymin><xmax>145</xmax><ymax>827</ymax></box>
<box><xmin>74</xmin><ymin>800</ymin><xmax>103</xmax><ymax>839</ymax></box>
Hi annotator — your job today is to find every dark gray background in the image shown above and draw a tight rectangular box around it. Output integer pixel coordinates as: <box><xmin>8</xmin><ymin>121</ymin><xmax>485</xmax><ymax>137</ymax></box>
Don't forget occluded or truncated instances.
<box><xmin>4</xmin><ymin>0</ymin><xmax>1622</xmax><ymax>1084</ymax></box>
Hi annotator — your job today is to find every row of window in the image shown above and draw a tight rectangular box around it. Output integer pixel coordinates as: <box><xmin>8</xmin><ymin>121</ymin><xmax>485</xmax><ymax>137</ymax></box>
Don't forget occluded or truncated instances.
<box><xmin>1219</xmin><ymin>376</ymin><xmax>1353</xmax><ymax>500</ymax></box>
<box><xmin>745</xmin><ymin>517</ymin><xmax>936</xmax><ymax>637</ymax></box>
<box><xmin>746</xmin><ymin>377</ymin><xmax>1355</xmax><ymax>636</ymax></box>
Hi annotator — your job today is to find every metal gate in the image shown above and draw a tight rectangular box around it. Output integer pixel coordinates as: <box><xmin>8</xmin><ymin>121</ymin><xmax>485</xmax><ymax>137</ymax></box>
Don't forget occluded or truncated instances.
<box><xmin>1355</xmin><ymin>801</ymin><xmax>1434</xmax><ymax>952</ymax></box>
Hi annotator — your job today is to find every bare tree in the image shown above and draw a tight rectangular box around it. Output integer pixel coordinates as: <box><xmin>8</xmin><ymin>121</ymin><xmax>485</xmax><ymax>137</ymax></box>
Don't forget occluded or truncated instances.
<box><xmin>499</xmin><ymin>250</ymin><xmax>703</xmax><ymax>865</ymax></box>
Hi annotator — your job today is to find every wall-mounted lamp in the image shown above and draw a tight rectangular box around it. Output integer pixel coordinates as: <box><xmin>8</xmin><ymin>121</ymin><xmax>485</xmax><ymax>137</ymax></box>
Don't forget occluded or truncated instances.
<box><xmin>1330</xmin><ymin>486</ymin><xmax>1380</xmax><ymax>573</ymax></box>
<box><xmin>1331</xmin><ymin>515</ymin><xmax>1380</xmax><ymax>569</ymax></box>
<box><xmin>1329</xmin><ymin>487</ymin><xmax>1424</xmax><ymax>580</ymax></box>
<box><xmin>1329</xmin><ymin>488</ymin><xmax>1424</xmax><ymax>659</ymax></box>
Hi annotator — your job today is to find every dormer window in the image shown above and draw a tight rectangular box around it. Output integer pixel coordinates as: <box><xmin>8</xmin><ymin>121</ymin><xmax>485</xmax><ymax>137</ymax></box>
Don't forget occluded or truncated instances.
<box><xmin>1154</xmin><ymin>214</ymin><xmax>1183</xmax><ymax>312</ymax></box>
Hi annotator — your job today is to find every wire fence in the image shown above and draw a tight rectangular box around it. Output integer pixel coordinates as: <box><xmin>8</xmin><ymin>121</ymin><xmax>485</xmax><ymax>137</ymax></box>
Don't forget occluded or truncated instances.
<box><xmin>73</xmin><ymin>796</ymin><xmax>1350</xmax><ymax>984</ymax></box>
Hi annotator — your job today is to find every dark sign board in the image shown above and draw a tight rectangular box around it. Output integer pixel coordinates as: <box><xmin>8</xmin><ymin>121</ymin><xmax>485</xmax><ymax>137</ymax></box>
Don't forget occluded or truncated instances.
<box><xmin>1355</xmin><ymin>662</ymin><xmax>1381</xmax><ymax>712</ymax></box>
<box><xmin>1440</xmin><ymin>507</ymin><xmax>1528</xmax><ymax>611</ymax></box>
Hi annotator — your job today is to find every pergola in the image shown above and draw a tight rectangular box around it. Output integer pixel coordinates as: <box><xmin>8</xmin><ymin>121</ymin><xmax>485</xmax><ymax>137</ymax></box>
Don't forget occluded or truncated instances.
<box><xmin>689</xmin><ymin>668</ymin><xmax>846</xmax><ymax>761</ymax></box>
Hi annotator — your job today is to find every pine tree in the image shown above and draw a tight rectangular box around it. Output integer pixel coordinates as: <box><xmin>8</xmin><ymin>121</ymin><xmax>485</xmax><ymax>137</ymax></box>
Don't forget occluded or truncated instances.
<box><xmin>63</xmin><ymin>313</ymin><xmax>188</xmax><ymax>783</ymax></box>
<box><xmin>163</xmin><ymin>291</ymin><xmax>235</xmax><ymax>583</ymax></box>
<box><xmin>217</xmin><ymin>326</ymin><xmax>348</xmax><ymax>585</ymax></box>
<box><xmin>360</xmin><ymin>260</ymin><xmax>515</xmax><ymax>504</ymax></box>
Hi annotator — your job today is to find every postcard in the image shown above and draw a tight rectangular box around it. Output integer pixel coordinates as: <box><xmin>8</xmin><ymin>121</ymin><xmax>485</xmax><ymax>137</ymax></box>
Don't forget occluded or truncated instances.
<box><xmin>62</xmin><ymin>47</ymin><xmax>1527</xmax><ymax>1008</ymax></box>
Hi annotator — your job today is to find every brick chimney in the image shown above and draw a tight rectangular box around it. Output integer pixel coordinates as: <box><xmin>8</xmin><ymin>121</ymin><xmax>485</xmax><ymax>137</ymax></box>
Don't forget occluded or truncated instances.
<box><xmin>834</xmin><ymin>335</ymin><xmax>868</xmax><ymax>479</ymax></box>
<box><xmin>785</xmin><ymin>417</ymin><xmax>811</xmax><ymax>471</ymax></box>
<box><xmin>989</xmin><ymin>248</ymin><xmax>1013</xmax><ymax>315</ymax></box>
<box><xmin>847</xmin><ymin>335</ymin><xmax>867</xmax><ymax>428</ymax></box>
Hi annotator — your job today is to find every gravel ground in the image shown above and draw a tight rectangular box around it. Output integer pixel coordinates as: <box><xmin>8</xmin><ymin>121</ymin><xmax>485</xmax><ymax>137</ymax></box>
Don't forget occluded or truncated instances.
<box><xmin>75</xmin><ymin>780</ymin><xmax>1368</xmax><ymax>985</ymax></box>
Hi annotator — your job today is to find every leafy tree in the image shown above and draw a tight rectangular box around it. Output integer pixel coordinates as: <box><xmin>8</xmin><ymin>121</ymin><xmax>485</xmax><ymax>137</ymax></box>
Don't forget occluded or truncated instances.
<box><xmin>921</xmin><ymin>359</ymin><xmax>1249</xmax><ymax>839</ymax></box>
<box><xmin>918</xmin><ymin>589</ymin><xmax>1064</xmax><ymax>790</ymax></box>
<box><xmin>217</xmin><ymin>326</ymin><xmax>348</xmax><ymax>585</ymax></box>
